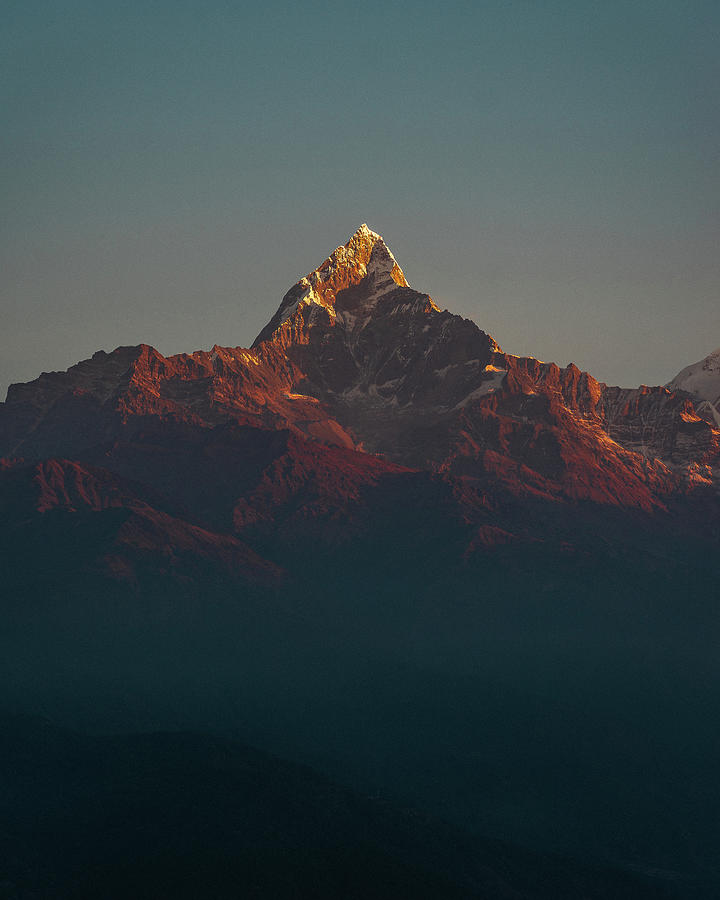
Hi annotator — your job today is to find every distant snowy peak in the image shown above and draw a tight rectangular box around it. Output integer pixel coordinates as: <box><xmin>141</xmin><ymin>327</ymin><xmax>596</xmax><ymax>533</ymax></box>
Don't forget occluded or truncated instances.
<box><xmin>252</xmin><ymin>224</ymin><xmax>411</xmax><ymax>346</ymax></box>
<box><xmin>668</xmin><ymin>348</ymin><xmax>720</xmax><ymax>416</ymax></box>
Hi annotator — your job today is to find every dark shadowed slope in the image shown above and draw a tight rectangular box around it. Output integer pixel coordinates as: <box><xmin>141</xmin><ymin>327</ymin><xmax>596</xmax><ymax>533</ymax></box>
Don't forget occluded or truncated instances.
<box><xmin>0</xmin><ymin>714</ymin><xmax>676</xmax><ymax>900</ymax></box>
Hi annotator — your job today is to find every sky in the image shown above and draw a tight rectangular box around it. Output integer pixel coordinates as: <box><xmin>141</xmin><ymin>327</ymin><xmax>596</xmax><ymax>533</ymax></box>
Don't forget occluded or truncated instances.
<box><xmin>2</xmin><ymin>0</ymin><xmax>719</xmax><ymax>399</ymax></box>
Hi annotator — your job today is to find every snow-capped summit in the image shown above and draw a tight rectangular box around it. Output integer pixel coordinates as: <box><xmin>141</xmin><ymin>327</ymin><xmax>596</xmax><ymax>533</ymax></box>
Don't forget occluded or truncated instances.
<box><xmin>253</xmin><ymin>223</ymin><xmax>408</xmax><ymax>347</ymax></box>
<box><xmin>253</xmin><ymin>225</ymin><xmax>409</xmax><ymax>346</ymax></box>
<box><xmin>667</xmin><ymin>348</ymin><xmax>720</xmax><ymax>425</ymax></box>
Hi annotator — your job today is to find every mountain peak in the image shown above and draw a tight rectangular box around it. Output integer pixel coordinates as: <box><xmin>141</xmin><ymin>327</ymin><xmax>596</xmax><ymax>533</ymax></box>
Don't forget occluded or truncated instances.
<box><xmin>668</xmin><ymin>346</ymin><xmax>720</xmax><ymax>411</ymax></box>
<box><xmin>353</xmin><ymin>222</ymin><xmax>380</xmax><ymax>240</ymax></box>
<box><xmin>253</xmin><ymin>225</ymin><xmax>408</xmax><ymax>346</ymax></box>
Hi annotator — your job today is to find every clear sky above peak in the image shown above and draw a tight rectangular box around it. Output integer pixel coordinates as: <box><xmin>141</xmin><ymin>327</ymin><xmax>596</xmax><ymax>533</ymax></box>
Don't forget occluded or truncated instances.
<box><xmin>2</xmin><ymin>0</ymin><xmax>719</xmax><ymax>398</ymax></box>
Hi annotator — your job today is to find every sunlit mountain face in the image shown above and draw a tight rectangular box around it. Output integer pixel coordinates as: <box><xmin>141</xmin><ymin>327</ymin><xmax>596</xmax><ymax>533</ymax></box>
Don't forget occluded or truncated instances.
<box><xmin>1</xmin><ymin>227</ymin><xmax>719</xmax><ymax>898</ymax></box>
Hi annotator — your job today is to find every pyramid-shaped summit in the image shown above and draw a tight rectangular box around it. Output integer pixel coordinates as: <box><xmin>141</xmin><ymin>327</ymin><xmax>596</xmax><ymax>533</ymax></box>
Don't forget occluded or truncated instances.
<box><xmin>252</xmin><ymin>225</ymin><xmax>410</xmax><ymax>347</ymax></box>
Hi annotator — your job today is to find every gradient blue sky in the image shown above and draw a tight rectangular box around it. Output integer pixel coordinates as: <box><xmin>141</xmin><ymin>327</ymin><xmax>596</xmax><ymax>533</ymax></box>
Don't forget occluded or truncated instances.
<box><xmin>3</xmin><ymin>0</ymin><xmax>719</xmax><ymax>398</ymax></box>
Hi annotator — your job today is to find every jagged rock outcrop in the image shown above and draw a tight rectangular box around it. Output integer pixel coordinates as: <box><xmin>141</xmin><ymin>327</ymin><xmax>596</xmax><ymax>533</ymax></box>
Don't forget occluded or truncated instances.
<box><xmin>602</xmin><ymin>384</ymin><xmax>720</xmax><ymax>488</ymax></box>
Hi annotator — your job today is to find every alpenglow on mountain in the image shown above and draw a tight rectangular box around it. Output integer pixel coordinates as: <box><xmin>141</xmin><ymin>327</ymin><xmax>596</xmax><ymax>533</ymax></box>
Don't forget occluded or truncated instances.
<box><xmin>2</xmin><ymin>224</ymin><xmax>718</xmax><ymax>517</ymax></box>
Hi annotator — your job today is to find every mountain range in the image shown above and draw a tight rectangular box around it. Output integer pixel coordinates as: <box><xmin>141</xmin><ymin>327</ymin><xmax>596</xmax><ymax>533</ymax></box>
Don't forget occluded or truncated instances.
<box><xmin>2</xmin><ymin>225</ymin><xmax>718</xmax><ymax>552</ymax></box>
<box><xmin>2</xmin><ymin>226</ymin><xmax>720</xmax><ymax>898</ymax></box>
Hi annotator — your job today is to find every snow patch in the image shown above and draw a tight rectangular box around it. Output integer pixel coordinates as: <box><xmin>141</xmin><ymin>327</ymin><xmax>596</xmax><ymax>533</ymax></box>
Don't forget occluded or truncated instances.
<box><xmin>278</xmin><ymin>282</ymin><xmax>313</xmax><ymax>325</ymax></box>
<box><xmin>454</xmin><ymin>367</ymin><xmax>507</xmax><ymax>409</ymax></box>
<box><xmin>696</xmin><ymin>399</ymin><xmax>720</xmax><ymax>429</ymax></box>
